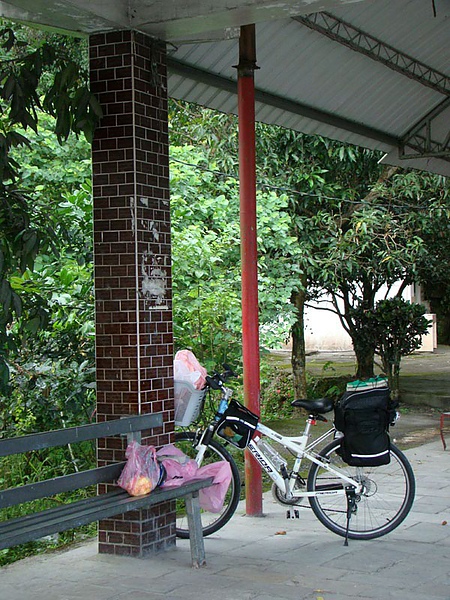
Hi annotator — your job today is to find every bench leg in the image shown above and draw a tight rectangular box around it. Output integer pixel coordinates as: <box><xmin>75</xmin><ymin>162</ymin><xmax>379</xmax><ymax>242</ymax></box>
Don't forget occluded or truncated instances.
<box><xmin>184</xmin><ymin>491</ymin><xmax>206</xmax><ymax>568</ymax></box>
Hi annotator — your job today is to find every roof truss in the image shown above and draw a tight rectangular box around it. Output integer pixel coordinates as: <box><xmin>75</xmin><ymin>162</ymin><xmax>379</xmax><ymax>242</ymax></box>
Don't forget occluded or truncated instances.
<box><xmin>294</xmin><ymin>12</ymin><xmax>450</xmax><ymax>97</ymax></box>
<box><xmin>401</xmin><ymin>98</ymin><xmax>450</xmax><ymax>160</ymax></box>
<box><xmin>294</xmin><ymin>11</ymin><xmax>450</xmax><ymax>161</ymax></box>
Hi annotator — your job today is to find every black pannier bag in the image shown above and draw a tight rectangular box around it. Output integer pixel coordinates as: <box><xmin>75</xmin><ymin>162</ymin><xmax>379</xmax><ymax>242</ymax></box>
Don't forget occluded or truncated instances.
<box><xmin>334</xmin><ymin>386</ymin><xmax>397</xmax><ymax>467</ymax></box>
<box><xmin>217</xmin><ymin>400</ymin><xmax>259</xmax><ymax>448</ymax></box>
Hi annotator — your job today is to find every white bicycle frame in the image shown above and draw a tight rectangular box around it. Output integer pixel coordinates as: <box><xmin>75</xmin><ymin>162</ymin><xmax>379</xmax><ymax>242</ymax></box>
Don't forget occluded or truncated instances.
<box><xmin>246</xmin><ymin>418</ymin><xmax>363</xmax><ymax>501</ymax></box>
<box><xmin>193</xmin><ymin>384</ymin><xmax>363</xmax><ymax>502</ymax></box>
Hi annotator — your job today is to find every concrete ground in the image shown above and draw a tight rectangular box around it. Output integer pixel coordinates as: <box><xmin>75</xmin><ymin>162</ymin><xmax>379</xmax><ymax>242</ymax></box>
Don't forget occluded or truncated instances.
<box><xmin>304</xmin><ymin>345</ymin><xmax>450</xmax><ymax>411</ymax></box>
<box><xmin>1</xmin><ymin>438</ymin><xmax>449</xmax><ymax>600</ymax></box>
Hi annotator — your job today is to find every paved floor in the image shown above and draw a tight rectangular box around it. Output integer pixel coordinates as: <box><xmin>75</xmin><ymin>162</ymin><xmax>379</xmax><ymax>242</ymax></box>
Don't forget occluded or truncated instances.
<box><xmin>1</xmin><ymin>439</ymin><xmax>449</xmax><ymax>600</ymax></box>
<box><xmin>270</xmin><ymin>345</ymin><xmax>450</xmax><ymax>410</ymax></box>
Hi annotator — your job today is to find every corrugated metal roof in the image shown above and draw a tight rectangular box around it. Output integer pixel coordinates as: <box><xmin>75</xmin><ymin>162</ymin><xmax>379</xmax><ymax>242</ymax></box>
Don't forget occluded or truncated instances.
<box><xmin>167</xmin><ymin>0</ymin><xmax>450</xmax><ymax>175</ymax></box>
<box><xmin>1</xmin><ymin>0</ymin><xmax>449</xmax><ymax>175</ymax></box>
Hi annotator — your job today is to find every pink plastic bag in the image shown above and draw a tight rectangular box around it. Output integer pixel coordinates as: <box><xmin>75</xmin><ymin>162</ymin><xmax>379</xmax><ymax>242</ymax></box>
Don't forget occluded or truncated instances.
<box><xmin>156</xmin><ymin>444</ymin><xmax>198</xmax><ymax>484</ymax></box>
<box><xmin>117</xmin><ymin>441</ymin><xmax>162</xmax><ymax>497</ymax></box>
<box><xmin>197</xmin><ymin>461</ymin><xmax>232</xmax><ymax>513</ymax></box>
<box><xmin>156</xmin><ymin>444</ymin><xmax>232</xmax><ymax>513</ymax></box>
<box><xmin>174</xmin><ymin>349</ymin><xmax>207</xmax><ymax>390</ymax></box>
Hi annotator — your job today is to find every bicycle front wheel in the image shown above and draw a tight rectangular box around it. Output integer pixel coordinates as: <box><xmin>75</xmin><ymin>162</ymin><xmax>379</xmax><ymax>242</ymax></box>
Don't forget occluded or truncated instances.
<box><xmin>174</xmin><ymin>431</ymin><xmax>241</xmax><ymax>538</ymax></box>
<box><xmin>307</xmin><ymin>439</ymin><xmax>415</xmax><ymax>540</ymax></box>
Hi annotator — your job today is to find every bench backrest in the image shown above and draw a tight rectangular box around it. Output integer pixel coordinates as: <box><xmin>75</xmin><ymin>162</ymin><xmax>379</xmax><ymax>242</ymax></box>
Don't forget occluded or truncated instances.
<box><xmin>0</xmin><ymin>413</ymin><xmax>163</xmax><ymax>510</ymax></box>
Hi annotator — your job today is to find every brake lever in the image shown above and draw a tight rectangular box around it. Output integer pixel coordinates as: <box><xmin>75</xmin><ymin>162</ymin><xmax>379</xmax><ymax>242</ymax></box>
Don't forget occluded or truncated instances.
<box><xmin>222</xmin><ymin>363</ymin><xmax>238</xmax><ymax>378</ymax></box>
<box><xmin>205</xmin><ymin>374</ymin><xmax>222</xmax><ymax>390</ymax></box>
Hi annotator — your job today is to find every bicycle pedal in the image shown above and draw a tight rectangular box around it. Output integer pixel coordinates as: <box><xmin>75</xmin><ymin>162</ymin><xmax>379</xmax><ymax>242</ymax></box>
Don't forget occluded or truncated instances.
<box><xmin>286</xmin><ymin>509</ymin><xmax>300</xmax><ymax>519</ymax></box>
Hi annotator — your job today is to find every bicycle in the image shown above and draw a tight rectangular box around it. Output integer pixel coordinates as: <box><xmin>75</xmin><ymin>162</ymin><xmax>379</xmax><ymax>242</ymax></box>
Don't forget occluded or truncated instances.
<box><xmin>175</xmin><ymin>366</ymin><xmax>415</xmax><ymax>544</ymax></box>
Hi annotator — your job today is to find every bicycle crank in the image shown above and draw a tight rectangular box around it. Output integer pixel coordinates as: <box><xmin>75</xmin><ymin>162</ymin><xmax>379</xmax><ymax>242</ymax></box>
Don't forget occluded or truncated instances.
<box><xmin>271</xmin><ymin>481</ymin><xmax>306</xmax><ymax>507</ymax></box>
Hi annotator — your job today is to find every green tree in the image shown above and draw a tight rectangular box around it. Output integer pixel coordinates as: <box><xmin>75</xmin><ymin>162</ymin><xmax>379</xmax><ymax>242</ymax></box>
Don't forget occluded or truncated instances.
<box><xmin>169</xmin><ymin>102</ymin><xmax>450</xmax><ymax>396</ymax></box>
<box><xmin>254</xmin><ymin>129</ymin><xmax>391</xmax><ymax>388</ymax></box>
<box><xmin>0</xmin><ymin>22</ymin><xmax>97</xmax><ymax>391</ymax></box>
<box><xmin>170</xmin><ymin>144</ymin><xmax>299</xmax><ymax>369</ymax></box>
<box><xmin>0</xmin><ymin>179</ymin><xmax>95</xmax><ymax>437</ymax></box>
<box><xmin>254</xmin><ymin>127</ymin><xmax>448</xmax><ymax>388</ymax></box>
<box><xmin>363</xmin><ymin>298</ymin><xmax>430</xmax><ymax>400</ymax></box>
<box><xmin>322</xmin><ymin>168</ymin><xmax>449</xmax><ymax>381</ymax></box>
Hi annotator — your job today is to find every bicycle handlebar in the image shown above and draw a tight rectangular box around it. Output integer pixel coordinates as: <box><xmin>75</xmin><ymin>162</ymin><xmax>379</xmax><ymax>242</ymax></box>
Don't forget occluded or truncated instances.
<box><xmin>205</xmin><ymin>364</ymin><xmax>238</xmax><ymax>391</ymax></box>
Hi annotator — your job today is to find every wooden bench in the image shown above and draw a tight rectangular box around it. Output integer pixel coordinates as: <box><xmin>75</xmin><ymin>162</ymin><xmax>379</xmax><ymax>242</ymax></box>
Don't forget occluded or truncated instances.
<box><xmin>0</xmin><ymin>413</ymin><xmax>213</xmax><ymax>567</ymax></box>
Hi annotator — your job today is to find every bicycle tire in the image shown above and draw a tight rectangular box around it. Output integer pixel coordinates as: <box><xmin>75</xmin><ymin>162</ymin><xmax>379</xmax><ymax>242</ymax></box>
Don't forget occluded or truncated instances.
<box><xmin>307</xmin><ymin>439</ymin><xmax>415</xmax><ymax>540</ymax></box>
<box><xmin>174</xmin><ymin>431</ymin><xmax>241</xmax><ymax>538</ymax></box>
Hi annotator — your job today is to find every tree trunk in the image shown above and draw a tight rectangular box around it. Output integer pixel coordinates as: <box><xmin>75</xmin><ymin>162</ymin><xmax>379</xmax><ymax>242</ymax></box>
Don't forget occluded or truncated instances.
<box><xmin>391</xmin><ymin>361</ymin><xmax>401</xmax><ymax>403</ymax></box>
<box><xmin>382</xmin><ymin>355</ymin><xmax>401</xmax><ymax>403</ymax></box>
<box><xmin>354</xmin><ymin>343</ymin><xmax>375</xmax><ymax>379</ymax></box>
<box><xmin>291</xmin><ymin>285</ymin><xmax>308</xmax><ymax>399</ymax></box>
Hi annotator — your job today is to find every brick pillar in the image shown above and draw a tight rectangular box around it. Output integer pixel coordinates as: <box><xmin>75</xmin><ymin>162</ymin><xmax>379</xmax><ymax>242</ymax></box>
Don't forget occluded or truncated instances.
<box><xmin>89</xmin><ymin>30</ymin><xmax>174</xmax><ymax>557</ymax></box>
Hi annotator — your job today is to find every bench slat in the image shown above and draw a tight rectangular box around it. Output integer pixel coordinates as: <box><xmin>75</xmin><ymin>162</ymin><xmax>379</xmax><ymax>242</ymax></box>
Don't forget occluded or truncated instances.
<box><xmin>0</xmin><ymin>413</ymin><xmax>163</xmax><ymax>457</ymax></box>
<box><xmin>0</xmin><ymin>463</ymin><xmax>126</xmax><ymax>509</ymax></box>
<box><xmin>0</xmin><ymin>479</ymin><xmax>214</xmax><ymax>550</ymax></box>
<box><xmin>0</xmin><ymin>490</ymin><xmax>127</xmax><ymax>536</ymax></box>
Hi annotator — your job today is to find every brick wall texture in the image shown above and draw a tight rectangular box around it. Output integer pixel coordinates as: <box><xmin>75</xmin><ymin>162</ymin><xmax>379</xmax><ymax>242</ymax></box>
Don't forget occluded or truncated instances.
<box><xmin>89</xmin><ymin>30</ymin><xmax>174</xmax><ymax>557</ymax></box>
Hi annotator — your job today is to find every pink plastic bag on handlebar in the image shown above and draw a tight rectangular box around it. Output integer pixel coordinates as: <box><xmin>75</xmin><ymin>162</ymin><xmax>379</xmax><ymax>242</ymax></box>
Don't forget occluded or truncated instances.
<box><xmin>156</xmin><ymin>444</ymin><xmax>232</xmax><ymax>513</ymax></box>
<box><xmin>174</xmin><ymin>349</ymin><xmax>207</xmax><ymax>390</ymax></box>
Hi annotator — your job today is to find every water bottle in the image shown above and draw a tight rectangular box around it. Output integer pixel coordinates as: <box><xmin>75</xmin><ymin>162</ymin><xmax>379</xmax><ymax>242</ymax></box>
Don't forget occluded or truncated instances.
<box><xmin>215</xmin><ymin>398</ymin><xmax>229</xmax><ymax>420</ymax></box>
<box><xmin>256</xmin><ymin>438</ymin><xmax>287</xmax><ymax>470</ymax></box>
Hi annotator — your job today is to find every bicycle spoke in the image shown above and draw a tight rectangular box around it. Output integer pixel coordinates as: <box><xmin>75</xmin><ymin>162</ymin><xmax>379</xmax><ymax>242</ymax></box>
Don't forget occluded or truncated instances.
<box><xmin>307</xmin><ymin>439</ymin><xmax>415</xmax><ymax>539</ymax></box>
<box><xmin>174</xmin><ymin>432</ymin><xmax>241</xmax><ymax>538</ymax></box>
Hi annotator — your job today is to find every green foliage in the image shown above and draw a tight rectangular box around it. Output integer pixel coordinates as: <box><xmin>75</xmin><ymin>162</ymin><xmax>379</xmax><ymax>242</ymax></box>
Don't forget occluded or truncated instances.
<box><xmin>0</xmin><ymin>187</ymin><xmax>95</xmax><ymax>436</ymax></box>
<box><xmin>0</xmin><ymin>128</ymin><xmax>95</xmax><ymax>565</ymax></box>
<box><xmin>371</xmin><ymin>297</ymin><xmax>430</xmax><ymax>358</ymax></box>
<box><xmin>0</xmin><ymin>21</ymin><xmax>95</xmax><ymax>391</ymax></box>
<box><xmin>259</xmin><ymin>362</ymin><xmax>295</xmax><ymax>420</ymax></box>
<box><xmin>169</xmin><ymin>101</ymin><xmax>450</xmax><ymax>390</ymax></box>
<box><xmin>362</xmin><ymin>298</ymin><xmax>430</xmax><ymax>398</ymax></box>
<box><xmin>170</xmin><ymin>144</ymin><xmax>299</xmax><ymax>367</ymax></box>
<box><xmin>259</xmin><ymin>360</ymin><xmax>348</xmax><ymax>420</ymax></box>
<box><xmin>0</xmin><ymin>23</ymin><xmax>100</xmax><ymax>148</ymax></box>
<box><xmin>0</xmin><ymin>104</ymin><xmax>95</xmax><ymax>439</ymax></box>
<box><xmin>169</xmin><ymin>100</ymin><xmax>238</xmax><ymax>173</ymax></box>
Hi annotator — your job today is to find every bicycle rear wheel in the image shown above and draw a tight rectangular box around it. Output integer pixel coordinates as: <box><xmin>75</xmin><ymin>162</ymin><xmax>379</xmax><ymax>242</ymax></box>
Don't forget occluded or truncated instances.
<box><xmin>174</xmin><ymin>431</ymin><xmax>241</xmax><ymax>538</ymax></box>
<box><xmin>307</xmin><ymin>439</ymin><xmax>415</xmax><ymax>540</ymax></box>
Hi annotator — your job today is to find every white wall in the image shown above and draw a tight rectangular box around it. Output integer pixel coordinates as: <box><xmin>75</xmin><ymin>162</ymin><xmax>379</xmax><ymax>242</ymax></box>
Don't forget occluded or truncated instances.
<box><xmin>304</xmin><ymin>301</ymin><xmax>353</xmax><ymax>352</ymax></box>
<box><xmin>301</xmin><ymin>284</ymin><xmax>436</xmax><ymax>353</ymax></box>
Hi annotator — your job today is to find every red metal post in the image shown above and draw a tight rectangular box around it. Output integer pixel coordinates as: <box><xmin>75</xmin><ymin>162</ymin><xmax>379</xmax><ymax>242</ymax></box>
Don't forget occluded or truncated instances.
<box><xmin>237</xmin><ymin>24</ymin><xmax>263</xmax><ymax>516</ymax></box>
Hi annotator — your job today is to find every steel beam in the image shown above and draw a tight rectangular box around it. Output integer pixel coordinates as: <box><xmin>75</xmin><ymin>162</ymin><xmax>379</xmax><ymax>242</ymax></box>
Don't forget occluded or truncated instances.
<box><xmin>236</xmin><ymin>23</ymin><xmax>263</xmax><ymax>517</ymax></box>
<box><xmin>294</xmin><ymin>12</ymin><xmax>450</xmax><ymax>97</ymax></box>
<box><xmin>167</xmin><ymin>56</ymin><xmax>399</xmax><ymax>147</ymax></box>
<box><xmin>400</xmin><ymin>97</ymin><xmax>450</xmax><ymax>159</ymax></box>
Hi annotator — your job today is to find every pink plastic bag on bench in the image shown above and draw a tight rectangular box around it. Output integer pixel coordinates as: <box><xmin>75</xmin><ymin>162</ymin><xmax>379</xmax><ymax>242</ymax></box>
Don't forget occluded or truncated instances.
<box><xmin>156</xmin><ymin>444</ymin><xmax>232</xmax><ymax>513</ymax></box>
<box><xmin>117</xmin><ymin>441</ymin><xmax>162</xmax><ymax>497</ymax></box>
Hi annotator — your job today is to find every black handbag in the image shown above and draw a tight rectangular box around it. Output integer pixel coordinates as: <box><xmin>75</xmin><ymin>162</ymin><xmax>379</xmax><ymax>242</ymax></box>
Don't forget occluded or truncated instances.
<box><xmin>216</xmin><ymin>400</ymin><xmax>259</xmax><ymax>448</ymax></box>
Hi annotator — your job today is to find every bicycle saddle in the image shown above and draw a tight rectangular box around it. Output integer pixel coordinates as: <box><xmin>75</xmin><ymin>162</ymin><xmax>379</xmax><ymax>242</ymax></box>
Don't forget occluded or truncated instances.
<box><xmin>291</xmin><ymin>397</ymin><xmax>334</xmax><ymax>414</ymax></box>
